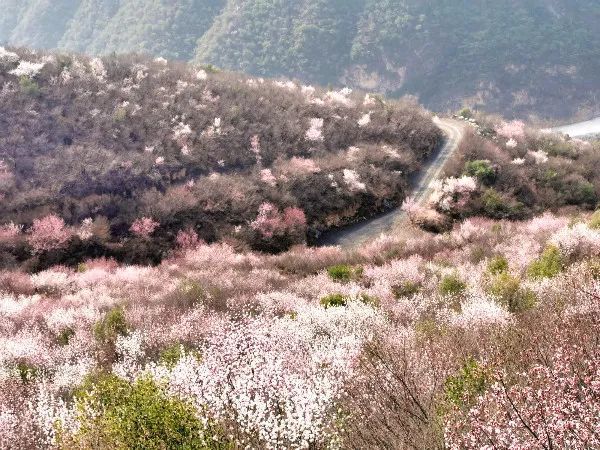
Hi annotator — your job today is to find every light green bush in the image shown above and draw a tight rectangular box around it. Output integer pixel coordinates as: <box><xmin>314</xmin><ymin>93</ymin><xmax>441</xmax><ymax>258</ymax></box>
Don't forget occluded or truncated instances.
<box><xmin>93</xmin><ymin>307</ymin><xmax>129</xmax><ymax>344</ymax></box>
<box><xmin>320</xmin><ymin>293</ymin><xmax>348</xmax><ymax>308</ymax></box>
<box><xmin>61</xmin><ymin>373</ymin><xmax>228</xmax><ymax>449</ymax></box>
<box><xmin>439</xmin><ymin>274</ymin><xmax>467</xmax><ymax>297</ymax></box>
<box><xmin>487</xmin><ymin>255</ymin><xmax>509</xmax><ymax>275</ymax></box>
<box><xmin>527</xmin><ymin>245</ymin><xmax>563</xmax><ymax>279</ymax></box>
<box><xmin>489</xmin><ymin>272</ymin><xmax>536</xmax><ymax>313</ymax></box>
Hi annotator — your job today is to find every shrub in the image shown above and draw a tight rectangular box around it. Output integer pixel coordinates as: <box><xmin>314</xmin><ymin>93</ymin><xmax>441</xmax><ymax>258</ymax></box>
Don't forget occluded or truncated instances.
<box><xmin>27</xmin><ymin>214</ymin><xmax>72</xmax><ymax>254</ymax></box>
<box><xmin>326</xmin><ymin>264</ymin><xmax>362</xmax><ymax>282</ymax></box>
<box><xmin>443</xmin><ymin>358</ymin><xmax>488</xmax><ymax>410</ymax></box>
<box><xmin>464</xmin><ymin>160</ymin><xmax>495</xmax><ymax>185</ymax></box>
<box><xmin>15</xmin><ymin>361</ymin><xmax>42</xmax><ymax>383</ymax></box>
<box><xmin>458</xmin><ymin>108</ymin><xmax>473</xmax><ymax>119</ymax></box>
<box><xmin>158</xmin><ymin>344</ymin><xmax>201</xmax><ymax>369</ymax></box>
<box><xmin>57</xmin><ymin>327</ymin><xmax>76</xmax><ymax>346</ymax></box>
<box><xmin>175</xmin><ymin>279</ymin><xmax>207</xmax><ymax>309</ymax></box>
<box><xmin>63</xmin><ymin>373</ymin><xmax>225</xmax><ymax>449</ymax></box>
<box><xmin>359</xmin><ymin>293</ymin><xmax>380</xmax><ymax>307</ymax></box>
<box><xmin>481</xmin><ymin>189</ymin><xmax>512</xmax><ymax>219</ymax></box>
<box><xmin>488</xmin><ymin>272</ymin><xmax>536</xmax><ymax>313</ymax></box>
<box><xmin>589</xmin><ymin>210</ymin><xmax>600</xmax><ymax>229</ymax></box>
<box><xmin>487</xmin><ymin>255</ymin><xmax>508</xmax><ymax>275</ymax></box>
<box><xmin>19</xmin><ymin>76</ymin><xmax>40</xmax><ymax>96</ymax></box>
<box><xmin>391</xmin><ymin>281</ymin><xmax>422</xmax><ymax>298</ymax></box>
<box><xmin>527</xmin><ymin>245</ymin><xmax>564</xmax><ymax>279</ymax></box>
<box><xmin>320</xmin><ymin>293</ymin><xmax>348</xmax><ymax>308</ymax></box>
<box><xmin>439</xmin><ymin>274</ymin><xmax>467</xmax><ymax>297</ymax></box>
<box><xmin>93</xmin><ymin>307</ymin><xmax>129</xmax><ymax>344</ymax></box>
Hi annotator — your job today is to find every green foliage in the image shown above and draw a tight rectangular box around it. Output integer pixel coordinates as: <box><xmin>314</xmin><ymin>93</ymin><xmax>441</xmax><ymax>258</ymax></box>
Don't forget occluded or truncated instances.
<box><xmin>481</xmin><ymin>188</ymin><xmax>511</xmax><ymax>218</ymax></box>
<box><xmin>319</xmin><ymin>292</ymin><xmax>378</xmax><ymax>308</ymax></box>
<box><xmin>489</xmin><ymin>272</ymin><xmax>536</xmax><ymax>313</ymax></box>
<box><xmin>93</xmin><ymin>307</ymin><xmax>129</xmax><ymax>343</ymax></box>
<box><xmin>64</xmin><ymin>373</ymin><xmax>227</xmax><ymax>449</ymax></box>
<box><xmin>327</xmin><ymin>264</ymin><xmax>362</xmax><ymax>282</ymax></box>
<box><xmin>443</xmin><ymin>358</ymin><xmax>488</xmax><ymax>411</ymax></box>
<box><xmin>15</xmin><ymin>361</ymin><xmax>42</xmax><ymax>382</ymax></box>
<box><xmin>57</xmin><ymin>327</ymin><xmax>76</xmax><ymax>346</ymax></box>
<box><xmin>176</xmin><ymin>279</ymin><xmax>208</xmax><ymax>308</ymax></box>
<box><xmin>158</xmin><ymin>344</ymin><xmax>201</xmax><ymax>369</ymax></box>
<box><xmin>320</xmin><ymin>293</ymin><xmax>348</xmax><ymax>308</ymax></box>
<box><xmin>464</xmin><ymin>160</ymin><xmax>495</xmax><ymax>185</ymax></box>
<box><xmin>439</xmin><ymin>274</ymin><xmax>467</xmax><ymax>297</ymax></box>
<box><xmin>590</xmin><ymin>210</ymin><xmax>600</xmax><ymax>229</ymax></box>
<box><xmin>392</xmin><ymin>281</ymin><xmax>422</xmax><ymax>298</ymax></box>
<box><xmin>113</xmin><ymin>106</ymin><xmax>127</xmax><ymax>122</ymax></box>
<box><xmin>457</xmin><ymin>108</ymin><xmax>473</xmax><ymax>119</ymax></box>
<box><xmin>358</xmin><ymin>293</ymin><xmax>380</xmax><ymax>307</ymax></box>
<box><xmin>527</xmin><ymin>245</ymin><xmax>564</xmax><ymax>279</ymax></box>
<box><xmin>487</xmin><ymin>255</ymin><xmax>508</xmax><ymax>275</ymax></box>
<box><xmin>19</xmin><ymin>76</ymin><xmax>40</xmax><ymax>96</ymax></box>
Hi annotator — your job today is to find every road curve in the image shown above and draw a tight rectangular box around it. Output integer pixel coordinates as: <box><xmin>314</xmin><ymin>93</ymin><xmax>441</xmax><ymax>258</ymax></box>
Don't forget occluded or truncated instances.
<box><xmin>317</xmin><ymin>117</ymin><xmax>464</xmax><ymax>248</ymax></box>
<box><xmin>552</xmin><ymin>116</ymin><xmax>600</xmax><ymax>137</ymax></box>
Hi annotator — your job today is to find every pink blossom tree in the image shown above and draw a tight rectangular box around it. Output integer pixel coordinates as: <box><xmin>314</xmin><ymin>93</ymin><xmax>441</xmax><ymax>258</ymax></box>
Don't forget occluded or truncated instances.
<box><xmin>175</xmin><ymin>228</ymin><xmax>201</xmax><ymax>250</ymax></box>
<box><xmin>27</xmin><ymin>215</ymin><xmax>72</xmax><ymax>254</ymax></box>
<box><xmin>251</xmin><ymin>203</ymin><xmax>307</xmax><ymax>239</ymax></box>
<box><xmin>495</xmin><ymin>120</ymin><xmax>526</xmax><ymax>140</ymax></box>
<box><xmin>130</xmin><ymin>217</ymin><xmax>159</xmax><ymax>238</ymax></box>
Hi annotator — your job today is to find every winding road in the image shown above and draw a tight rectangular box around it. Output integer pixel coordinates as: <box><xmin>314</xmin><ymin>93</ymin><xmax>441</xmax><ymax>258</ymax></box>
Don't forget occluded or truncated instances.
<box><xmin>317</xmin><ymin>113</ymin><xmax>600</xmax><ymax>249</ymax></box>
<box><xmin>317</xmin><ymin>117</ymin><xmax>464</xmax><ymax>248</ymax></box>
<box><xmin>552</xmin><ymin>116</ymin><xmax>600</xmax><ymax>137</ymax></box>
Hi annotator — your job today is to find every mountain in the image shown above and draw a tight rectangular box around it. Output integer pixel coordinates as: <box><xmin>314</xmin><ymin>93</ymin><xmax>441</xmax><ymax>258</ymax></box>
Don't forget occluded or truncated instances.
<box><xmin>1</xmin><ymin>0</ymin><xmax>599</xmax><ymax>119</ymax></box>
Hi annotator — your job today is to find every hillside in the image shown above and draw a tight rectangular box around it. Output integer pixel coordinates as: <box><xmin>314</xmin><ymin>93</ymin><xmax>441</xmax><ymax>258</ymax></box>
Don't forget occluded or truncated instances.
<box><xmin>1</xmin><ymin>0</ymin><xmax>599</xmax><ymax>119</ymax></box>
<box><xmin>0</xmin><ymin>209</ymin><xmax>599</xmax><ymax>448</ymax></box>
<box><xmin>0</xmin><ymin>46</ymin><xmax>440</xmax><ymax>270</ymax></box>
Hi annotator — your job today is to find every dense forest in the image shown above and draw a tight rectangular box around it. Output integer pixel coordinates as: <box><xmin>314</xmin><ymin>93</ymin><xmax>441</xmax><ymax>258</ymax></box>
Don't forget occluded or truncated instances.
<box><xmin>1</xmin><ymin>0</ymin><xmax>599</xmax><ymax>119</ymax></box>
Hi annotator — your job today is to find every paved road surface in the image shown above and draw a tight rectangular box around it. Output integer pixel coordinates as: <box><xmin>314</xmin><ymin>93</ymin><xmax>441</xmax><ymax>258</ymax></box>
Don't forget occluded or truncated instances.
<box><xmin>317</xmin><ymin>117</ymin><xmax>464</xmax><ymax>248</ymax></box>
<box><xmin>553</xmin><ymin>117</ymin><xmax>600</xmax><ymax>137</ymax></box>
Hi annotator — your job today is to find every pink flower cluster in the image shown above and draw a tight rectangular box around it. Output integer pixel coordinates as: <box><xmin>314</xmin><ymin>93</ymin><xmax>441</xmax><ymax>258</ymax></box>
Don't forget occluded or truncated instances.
<box><xmin>251</xmin><ymin>203</ymin><xmax>307</xmax><ymax>239</ymax></box>
<box><xmin>130</xmin><ymin>217</ymin><xmax>159</xmax><ymax>237</ymax></box>
<box><xmin>495</xmin><ymin>120</ymin><xmax>526</xmax><ymax>140</ymax></box>
<box><xmin>27</xmin><ymin>215</ymin><xmax>72</xmax><ymax>254</ymax></box>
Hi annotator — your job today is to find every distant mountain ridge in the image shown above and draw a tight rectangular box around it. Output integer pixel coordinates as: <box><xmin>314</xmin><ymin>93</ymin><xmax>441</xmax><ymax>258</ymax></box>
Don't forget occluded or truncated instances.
<box><xmin>1</xmin><ymin>0</ymin><xmax>599</xmax><ymax>119</ymax></box>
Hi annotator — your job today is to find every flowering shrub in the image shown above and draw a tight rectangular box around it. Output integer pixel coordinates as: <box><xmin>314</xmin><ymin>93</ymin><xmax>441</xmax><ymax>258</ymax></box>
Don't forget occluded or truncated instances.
<box><xmin>0</xmin><ymin>213</ymin><xmax>597</xmax><ymax>448</ymax></box>
<box><xmin>430</xmin><ymin>176</ymin><xmax>477</xmax><ymax>213</ymax></box>
<box><xmin>27</xmin><ymin>215</ymin><xmax>72</xmax><ymax>254</ymax></box>
<box><xmin>305</xmin><ymin>118</ymin><xmax>324</xmax><ymax>141</ymax></box>
<box><xmin>250</xmin><ymin>203</ymin><xmax>306</xmax><ymax>242</ymax></box>
<box><xmin>445</xmin><ymin>344</ymin><xmax>600</xmax><ymax>449</ymax></box>
<box><xmin>130</xmin><ymin>217</ymin><xmax>159</xmax><ymax>238</ymax></box>
<box><xmin>495</xmin><ymin>120</ymin><xmax>525</xmax><ymax>140</ymax></box>
<box><xmin>175</xmin><ymin>229</ymin><xmax>201</xmax><ymax>250</ymax></box>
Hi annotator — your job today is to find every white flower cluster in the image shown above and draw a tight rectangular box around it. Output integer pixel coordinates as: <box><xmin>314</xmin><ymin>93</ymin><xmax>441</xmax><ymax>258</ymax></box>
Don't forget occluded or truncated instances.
<box><xmin>9</xmin><ymin>61</ymin><xmax>45</xmax><ymax>78</ymax></box>
<box><xmin>429</xmin><ymin>176</ymin><xmax>477</xmax><ymax>211</ymax></box>
<box><xmin>527</xmin><ymin>149</ymin><xmax>549</xmax><ymax>164</ymax></box>
<box><xmin>305</xmin><ymin>118</ymin><xmax>324</xmax><ymax>141</ymax></box>
<box><xmin>0</xmin><ymin>47</ymin><xmax>19</xmax><ymax>63</ymax></box>
<box><xmin>550</xmin><ymin>223</ymin><xmax>600</xmax><ymax>259</ymax></box>
<box><xmin>357</xmin><ymin>112</ymin><xmax>372</xmax><ymax>127</ymax></box>
<box><xmin>343</xmin><ymin>169</ymin><xmax>366</xmax><ymax>192</ymax></box>
<box><xmin>324</xmin><ymin>87</ymin><xmax>354</xmax><ymax>107</ymax></box>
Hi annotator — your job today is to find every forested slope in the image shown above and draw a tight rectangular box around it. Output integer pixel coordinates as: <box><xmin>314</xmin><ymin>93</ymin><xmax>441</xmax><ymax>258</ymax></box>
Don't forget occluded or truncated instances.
<box><xmin>1</xmin><ymin>0</ymin><xmax>599</xmax><ymax>118</ymax></box>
